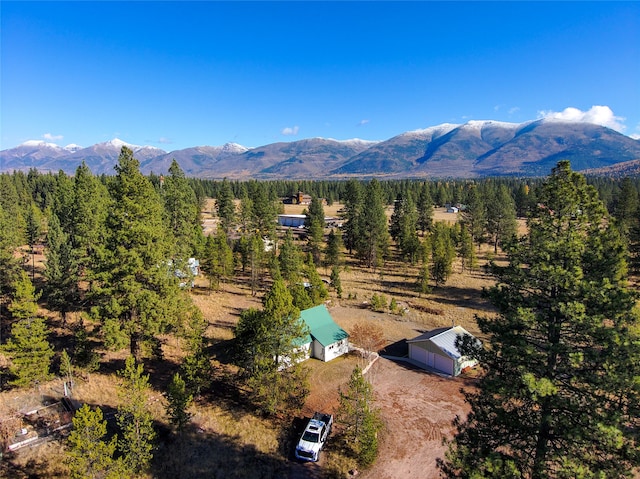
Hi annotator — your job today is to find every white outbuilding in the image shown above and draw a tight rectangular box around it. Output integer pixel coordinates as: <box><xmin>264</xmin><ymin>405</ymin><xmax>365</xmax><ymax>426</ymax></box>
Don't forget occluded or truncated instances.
<box><xmin>300</xmin><ymin>305</ymin><xmax>350</xmax><ymax>362</ymax></box>
<box><xmin>407</xmin><ymin>325</ymin><xmax>479</xmax><ymax>376</ymax></box>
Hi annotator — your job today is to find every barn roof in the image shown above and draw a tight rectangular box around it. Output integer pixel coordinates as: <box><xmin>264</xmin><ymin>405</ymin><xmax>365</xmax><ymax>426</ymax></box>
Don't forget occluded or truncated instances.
<box><xmin>300</xmin><ymin>305</ymin><xmax>349</xmax><ymax>348</ymax></box>
<box><xmin>407</xmin><ymin>325</ymin><xmax>477</xmax><ymax>360</ymax></box>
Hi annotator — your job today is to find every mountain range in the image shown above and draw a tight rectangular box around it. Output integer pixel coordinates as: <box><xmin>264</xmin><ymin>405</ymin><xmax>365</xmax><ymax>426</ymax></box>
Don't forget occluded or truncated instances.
<box><xmin>2</xmin><ymin>119</ymin><xmax>639</xmax><ymax>178</ymax></box>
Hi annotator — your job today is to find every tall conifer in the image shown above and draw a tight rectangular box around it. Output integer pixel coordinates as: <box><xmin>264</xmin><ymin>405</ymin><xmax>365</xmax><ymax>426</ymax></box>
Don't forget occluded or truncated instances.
<box><xmin>93</xmin><ymin>147</ymin><xmax>181</xmax><ymax>360</ymax></box>
<box><xmin>441</xmin><ymin>161</ymin><xmax>640</xmax><ymax>478</ymax></box>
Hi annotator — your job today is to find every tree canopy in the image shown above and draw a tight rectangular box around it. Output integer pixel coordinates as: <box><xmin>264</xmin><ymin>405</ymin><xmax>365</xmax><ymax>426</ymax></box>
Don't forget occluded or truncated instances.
<box><xmin>441</xmin><ymin>161</ymin><xmax>640</xmax><ymax>479</ymax></box>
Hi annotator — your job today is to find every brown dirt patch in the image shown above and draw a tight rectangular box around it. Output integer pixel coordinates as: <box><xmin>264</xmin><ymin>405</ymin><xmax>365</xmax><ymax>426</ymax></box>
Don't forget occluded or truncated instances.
<box><xmin>359</xmin><ymin>358</ymin><xmax>473</xmax><ymax>479</ymax></box>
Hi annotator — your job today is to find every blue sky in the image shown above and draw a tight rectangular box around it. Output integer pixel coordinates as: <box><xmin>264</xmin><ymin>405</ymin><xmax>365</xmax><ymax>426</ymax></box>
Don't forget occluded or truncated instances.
<box><xmin>2</xmin><ymin>1</ymin><xmax>639</xmax><ymax>151</ymax></box>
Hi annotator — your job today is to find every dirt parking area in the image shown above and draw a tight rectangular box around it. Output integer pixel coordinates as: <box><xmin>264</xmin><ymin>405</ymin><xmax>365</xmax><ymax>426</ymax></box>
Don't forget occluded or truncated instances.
<box><xmin>361</xmin><ymin>357</ymin><xmax>473</xmax><ymax>479</ymax></box>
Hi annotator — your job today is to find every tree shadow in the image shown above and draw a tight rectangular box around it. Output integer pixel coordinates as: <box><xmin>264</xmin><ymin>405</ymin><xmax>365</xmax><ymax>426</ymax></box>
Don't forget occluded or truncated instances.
<box><xmin>151</xmin><ymin>422</ymin><xmax>291</xmax><ymax>479</ymax></box>
<box><xmin>429</xmin><ymin>285</ymin><xmax>494</xmax><ymax>312</ymax></box>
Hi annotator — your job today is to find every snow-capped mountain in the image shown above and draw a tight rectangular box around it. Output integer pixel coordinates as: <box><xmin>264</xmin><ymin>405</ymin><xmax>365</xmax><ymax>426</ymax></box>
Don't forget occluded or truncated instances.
<box><xmin>2</xmin><ymin>120</ymin><xmax>639</xmax><ymax>178</ymax></box>
<box><xmin>64</xmin><ymin>144</ymin><xmax>83</xmax><ymax>152</ymax></box>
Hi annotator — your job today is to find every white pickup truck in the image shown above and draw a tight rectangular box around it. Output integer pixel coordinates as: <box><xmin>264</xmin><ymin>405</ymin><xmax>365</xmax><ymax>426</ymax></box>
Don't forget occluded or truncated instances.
<box><xmin>294</xmin><ymin>412</ymin><xmax>333</xmax><ymax>462</ymax></box>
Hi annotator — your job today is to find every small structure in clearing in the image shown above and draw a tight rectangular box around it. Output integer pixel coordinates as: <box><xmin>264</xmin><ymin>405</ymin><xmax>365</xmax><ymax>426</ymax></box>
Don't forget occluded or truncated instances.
<box><xmin>299</xmin><ymin>305</ymin><xmax>350</xmax><ymax>363</ymax></box>
<box><xmin>407</xmin><ymin>325</ymin><xmax>479</xmax><ymax>376</ymax></box>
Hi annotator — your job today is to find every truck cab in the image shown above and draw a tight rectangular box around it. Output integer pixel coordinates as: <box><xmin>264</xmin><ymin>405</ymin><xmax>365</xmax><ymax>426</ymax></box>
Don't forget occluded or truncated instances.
<box><xmin>294</xmin><ymin>412</ymin><xmax>333</xmax><ymax>462</ymax></box>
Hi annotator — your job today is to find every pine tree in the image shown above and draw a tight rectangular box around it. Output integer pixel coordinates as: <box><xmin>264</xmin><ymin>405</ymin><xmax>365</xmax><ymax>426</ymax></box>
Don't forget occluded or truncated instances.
<box><xmin>117</xmin><ymin>356</ymin><xmax>155</xmax><ymax>475</ymax></box>
<box><xmin>390</xmin><ymin>193</ymin><xmax>420</xmax><ymax>262</ymax></box>
<box><xmin>3</xmin><ymin>272</ymin><xmax>54</xmax><ymax>387</ymax></box>
<box><xmin>305</xmin><ymin>256</ymin><xmax>328</xmax><ymax>306</ymax></box>
<box><xmin>278</xmin><ymin>229</ymin><xmax>303</xmax><ymax>283</ymax></box>
<box><xmin>397</xmin><ymin>196</ymin><xmax>421</xmax><ymax>263</ymax></box>
<box><xmin>163</xmin><ymin>159</ymin><xmax>201</xmax><ymax>259</ymax></box>
<box><xmin>67</xmin><ymin>162</ymin><xmax>110</xmax><ymax>265</ymax></box>
<box><xmin>66</xmin><ymin>404</ymin><xmax>116</xmax><ymax>479</ymax></box>
<box><xmin>306</xmin><ymin>196</ymin><xmax>325</xmax><ymax>265</ymax></box>
<box><xmin>247</xmin><ymin>180</ymin><xmax>276</xmax><ymax>236</ymax></box>
<box><xmin>441</xmin><ymin>161</ymin><xmax>640</xmax><ymax>479</ymax></box>
<box><xmin>72</xmin><ymin>319</ymin><xmax>100</xmax><ymax>372</ymax></box>
<box><xmin>611</xmin><ymin>178</ymin><xmax>640</xmax><ymax>275</ymax></box>
<box><xmin>93</xmin><ymin>147</ymin><xmax>182</xmax><ymax>361</ymax></box>
<box><xmin>59</xmin><ymin>348</ymin><xmax>73</xmax><ymax>389</ymax></box>
<box><xmin>416</xmin><ymin>182</ymin><xmax>434</xmax><ymax>235</ymax></box>
<box><xmin>460</xmin><ymin>184</ymin><xmax>486</xmax><ymax>248</ymax></box>
<box><xmin>216</xmin><ymin>178</ymin><xmax>236</xmax><ymax>235</ymax></box>
<box><xmin>514</xmin><ymin>182</ymin><xmax>532</xmax><ymax>217</ymax></box>
<box><xmin>324</xmin><ymin>228</ymin><xmax>344</xmax><ymax>271</ymax></box>
<box><xmin>337</xmin><ymin>366</ymin><xmax>382</xmax><ymax>467</ymax></box>
<box><xmin>201</xmin><ymin>229</ymin><xmax>234</xmax><ymax>292</ymax></box>
<box><xmin>389</xmin><ymin>193</ymin><xmax>405</xmax><ymax>242</ymax></box>
<box><xmin>416</xmin><ymin>235</ymin><xmax>432</xmax><ymax>295</ymax></box>
<box><xmin>201</xmin><ymin>235</ymin><xmax>221</xmax><ymax>291</ymax></box>
<box><xmin>238</xmin><ymin>187</ymin><xmax>254</xmax><ymax>233</ymax></box>
<box><xmin>341</xmin><ymin>179</ymin><xmax>363</xmax><ymax>254</ymax></box>
<box><xmin>44</xmin><ymin>213</ymin><xmax>79</xmax><ymax>323</ymax></box>
<box><xmin>330</xmin><ymin>265</ymin><xmax>343</xmax><ymax>298</ymax></box>
<box><xmin>0</xmin><ymin>203</ymin><xmax>24</xmax><ymax>312</ymax></box>
<box><xmin>486</xmin><ymin>184</ymin><xmax>517</xmax><ymax>253</ymax></box>
<box><xmin>430</xmin><ymin>222</ymin><xmax>455</xmax><ymax>286</ymax></box>
<box><xmin>356</xmin><ymin>179</ymin><xmax>390</xmax><ymax>268</ymax></box>
<box><xmin>457</xmin><ymin>223</ymin><xmax>477</xmax><ymax>273</ymax></box>
<box><xmin>165</xmin><ymin>373</ymin><xmax>193</xmax><ymax>433</ymax></box>
<box><xmin>179</xmin><ymin>304</ymin><xmax>211</xmax><ymax>396</ymax></box>
<box><xmin>25</xmin><ymin>201</ymin><xmax>43</xmax><ymax>279</ymax></box>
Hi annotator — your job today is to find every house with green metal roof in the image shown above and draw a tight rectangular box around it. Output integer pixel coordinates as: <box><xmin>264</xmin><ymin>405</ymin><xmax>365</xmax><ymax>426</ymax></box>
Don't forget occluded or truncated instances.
<box><xmin>299</xmin><ymin>304</ymin><xmax>349</xmax><ymax>362</ymax></box>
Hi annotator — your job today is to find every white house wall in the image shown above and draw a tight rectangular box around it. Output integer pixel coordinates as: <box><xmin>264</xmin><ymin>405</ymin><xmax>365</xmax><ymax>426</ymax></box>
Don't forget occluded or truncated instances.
<box><xmin>324</xmin><ymin>338</ymin><xmax>349</xmax><ymax>362</ymax></box>
<box><xmin>311</xmin><ymin>338</ymin><xmax>349</xmax><ymax>362</ymax></box>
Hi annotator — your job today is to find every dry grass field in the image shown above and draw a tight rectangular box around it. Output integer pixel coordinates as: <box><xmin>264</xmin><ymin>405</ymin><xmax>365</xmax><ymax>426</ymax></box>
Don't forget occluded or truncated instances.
<box><xmin>1</xmin><ymin>201</ymin><xmax>503</xmax><ymax>479</ymax></box>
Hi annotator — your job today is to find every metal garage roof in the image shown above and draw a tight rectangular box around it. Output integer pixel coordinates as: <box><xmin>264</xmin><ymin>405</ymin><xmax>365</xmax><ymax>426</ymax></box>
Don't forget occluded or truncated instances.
<box><xmin>407</xmin><ymin>325</ymin><xmax>476</xmax><ymax>360</ymax></box>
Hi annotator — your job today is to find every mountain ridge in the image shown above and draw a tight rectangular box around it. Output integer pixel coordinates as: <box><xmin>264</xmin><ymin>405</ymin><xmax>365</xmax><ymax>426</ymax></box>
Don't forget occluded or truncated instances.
<box><xmin>2</xmin><ymin>119</ymin><xmax>639</xmax><ymax>178</ymax></box>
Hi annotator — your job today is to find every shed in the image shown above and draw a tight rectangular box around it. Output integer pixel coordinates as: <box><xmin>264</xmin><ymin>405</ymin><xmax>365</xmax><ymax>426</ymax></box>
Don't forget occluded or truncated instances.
<box><xmin>300</xmin><ymin>305</ymin><xmax>349</xmax><ymax>362</ymax></box>
<box><xmin>407</xmin><ymin>326</ymin><xmax>479</xmax><ymax>376</ymax></box>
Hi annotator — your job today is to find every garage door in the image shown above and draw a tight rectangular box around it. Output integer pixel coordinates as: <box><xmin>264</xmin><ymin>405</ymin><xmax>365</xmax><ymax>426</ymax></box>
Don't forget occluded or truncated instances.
<box><xmin>434</xmin><ymin>354</ymin><xmax>453</xmax><ymax>375</ymax></box>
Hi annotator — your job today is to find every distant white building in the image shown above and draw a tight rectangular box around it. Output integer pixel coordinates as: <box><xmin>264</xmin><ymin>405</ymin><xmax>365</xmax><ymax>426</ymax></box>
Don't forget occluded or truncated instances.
<box><xmin>277</xmin><ymin>214</ymin><xmax>343</xmax><ymax>229</ymax></box>
<box><xmin>278</xmin><ymin>214</ymin><xmax>307</xmax><ymax>228</ymax></box>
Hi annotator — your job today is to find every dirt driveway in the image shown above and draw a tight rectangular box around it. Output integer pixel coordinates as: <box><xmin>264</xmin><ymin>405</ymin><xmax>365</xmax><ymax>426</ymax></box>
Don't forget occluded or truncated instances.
<box><xmin>360</xmin><ymin>357</ymin><xmax>473</xmax><ymax>479</ymax></box>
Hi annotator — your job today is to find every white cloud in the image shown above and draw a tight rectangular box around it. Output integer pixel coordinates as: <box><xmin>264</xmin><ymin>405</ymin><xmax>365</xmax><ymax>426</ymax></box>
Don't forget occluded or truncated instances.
<box><xmin>538</xmin><ymin>105</ymin><xmax>626</xmax><ymax>132</ymax></box>
<box><xmin>43</xmin><ymin>133</ymin><xmax>63</xmax><ymax>141</ymax></box>
<box><xmin>281</xmin><ymin>126</ymin><xmax>299</xmax><ymax>136</ymax></box>
<box><xmin>630</xmin><ymin>123</ymin><xmax>640</xmax><ymax>140</ymax></box>
<box><xmin>157</xmin><ymin>137</ymin><xmax>173</xmax><ymax>144</ymax></box>
<box><xmin>494</xmin><ymin>105</ymin><xmax>520</xmax><ymax>116</ymax></box>
<box><xmin>357</xmin><ymin>119</ymin><xmax>370</xmax><ymax>126</ymax></box>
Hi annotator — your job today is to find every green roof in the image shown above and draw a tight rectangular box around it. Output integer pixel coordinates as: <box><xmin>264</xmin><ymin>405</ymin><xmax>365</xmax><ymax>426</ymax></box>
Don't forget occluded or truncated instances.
<box><xmin>300</xmin><ymin>305</ymin><xmax>349</xmax><ymax>347</ymax></box>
